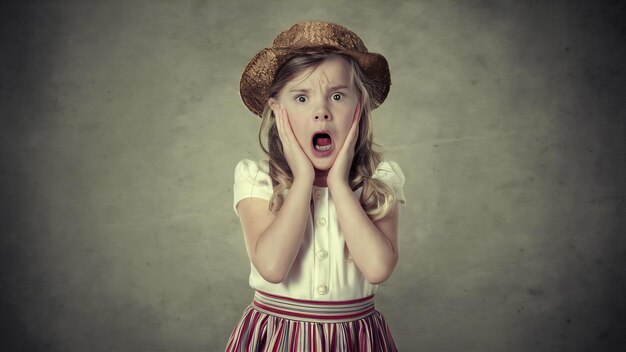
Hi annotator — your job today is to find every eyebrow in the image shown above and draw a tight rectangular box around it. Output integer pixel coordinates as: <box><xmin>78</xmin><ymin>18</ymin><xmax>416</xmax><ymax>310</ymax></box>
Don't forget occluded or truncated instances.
<box><xmin>288</xmin><ymin>88</ymin><xmax>311</xmax><ymax>94</ymax></box>
<box><xmin>329</xmin><ymin>84</ymin><xmax>349</xmax><ymax>91</ymax></box>
<box><xmin>288</xmin><ymin>85</ymin><xmax>350</xmax><ymax>93</ymax></box>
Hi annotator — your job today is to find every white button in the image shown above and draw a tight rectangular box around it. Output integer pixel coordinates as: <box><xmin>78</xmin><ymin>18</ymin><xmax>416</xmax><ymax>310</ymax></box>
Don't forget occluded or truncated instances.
<box><xmin>316</xmin><ymin>217</ymin><xmax>327</xmax><ymax>226</ymax></box>
<box><xmin>316</xmin><ymin>249</ymin><xmax>328</xmax><ymax>259</ymax></box>
<box><xmin>315</xmin><ymin>190</ymin><xmax>323</xmax><ymax>199</ymax></box>
<box><xmin>317</xmin><ymin>285</ymin><xmax>328</xmax><ymax>295</ymax></box>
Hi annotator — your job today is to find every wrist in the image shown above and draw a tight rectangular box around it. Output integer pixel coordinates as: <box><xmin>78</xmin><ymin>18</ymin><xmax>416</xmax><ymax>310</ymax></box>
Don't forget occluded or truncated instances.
<box><xmin>328</xmin><ymin>179</ymin><xmax>352</xmax><ymax>194</ymax></box>
<box><xmin>291</xmin><ymin>176</ymin><xmax>314</xmax><ymax>190</ymax></box>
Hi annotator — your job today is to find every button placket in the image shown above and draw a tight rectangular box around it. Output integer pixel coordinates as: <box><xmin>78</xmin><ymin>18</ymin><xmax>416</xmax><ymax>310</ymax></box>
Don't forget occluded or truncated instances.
<box><xmin>313</xmin><ymin>187</ymin><xmax>330</xmax><ymax>298</ymax></box>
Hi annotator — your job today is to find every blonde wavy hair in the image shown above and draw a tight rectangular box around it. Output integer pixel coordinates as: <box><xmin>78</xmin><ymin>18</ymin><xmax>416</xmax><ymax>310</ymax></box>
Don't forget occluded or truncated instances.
<box><xmin>258</xmin><ymin>52</ymin><xmax>395</xmax><ymax>221</ymax></box>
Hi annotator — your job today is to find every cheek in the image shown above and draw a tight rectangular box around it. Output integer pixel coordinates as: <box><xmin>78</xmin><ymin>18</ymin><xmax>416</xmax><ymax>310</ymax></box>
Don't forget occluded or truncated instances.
<box><xmin>329</xmin><ymin>124</ymin><xmax>350</xmax><ymax>151</ymax></box>
<box><xmin>287</xmin><ymin>117</ymin><xmax>310</xmax><ymax>144</ymax></box>
<box><xmin>338</xmin><ymin>110</ymin><xmax>355</xmax><ymax>138</ymax></box>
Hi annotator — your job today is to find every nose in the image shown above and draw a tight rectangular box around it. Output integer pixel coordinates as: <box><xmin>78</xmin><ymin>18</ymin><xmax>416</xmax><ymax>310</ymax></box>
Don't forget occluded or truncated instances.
<box><xmin>313</xmin><ymin>103</ymin><xmax>331</xmax><ymax>121</ymax></box>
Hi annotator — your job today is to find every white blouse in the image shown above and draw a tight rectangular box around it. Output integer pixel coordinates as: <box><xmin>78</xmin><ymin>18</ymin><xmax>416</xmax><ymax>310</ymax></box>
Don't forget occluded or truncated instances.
<box><xmin>233</xmin><ymin>159</ymin><xmax>406</xmax><ymax>301</ymax></box>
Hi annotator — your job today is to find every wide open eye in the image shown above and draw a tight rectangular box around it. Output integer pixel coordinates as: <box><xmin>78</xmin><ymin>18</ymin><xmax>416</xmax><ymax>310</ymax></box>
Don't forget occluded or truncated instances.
<box><xmin>296</xmin><ymin>95</ymin><xmax>307</xmax><ymax>103</ymax></box>
<box><xmin>331</xmin><ymin>93</ymin><xmax>342</xmax><ymax>101</ymax></box>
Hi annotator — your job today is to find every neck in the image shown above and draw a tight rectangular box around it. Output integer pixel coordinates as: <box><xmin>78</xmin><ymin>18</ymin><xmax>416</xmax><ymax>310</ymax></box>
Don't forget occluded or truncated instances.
<box><xmin>313</xmin><ymin>168</ymin><xmax>328</xmax><ymax>187</ymax></box>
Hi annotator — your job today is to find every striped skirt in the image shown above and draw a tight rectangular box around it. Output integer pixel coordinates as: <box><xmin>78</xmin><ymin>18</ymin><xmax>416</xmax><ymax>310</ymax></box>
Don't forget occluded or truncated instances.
<box><xmin>225</xmin><ymin>290</ymin><xmax>398</xmax><ymax>351</ymax></box>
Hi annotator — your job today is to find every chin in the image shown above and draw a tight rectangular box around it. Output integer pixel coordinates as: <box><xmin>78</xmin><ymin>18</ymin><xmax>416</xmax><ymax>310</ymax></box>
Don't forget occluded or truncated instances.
<box><xmin>310</xmin><ymin>156</ymin><xmax>336</xmax><ymax>172</ymax></box>
<box><xmin>312</xmin><ymin>162</ymin><xmax>332</xmax><ymax>172</ymax></box>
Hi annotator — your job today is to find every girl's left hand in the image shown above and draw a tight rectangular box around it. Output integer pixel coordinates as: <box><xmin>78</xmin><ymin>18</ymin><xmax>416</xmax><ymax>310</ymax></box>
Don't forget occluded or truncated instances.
<box><xmin>327</xmin><ymin>104</ymin><xmax>361</xmax><ymax>189</ymax></box>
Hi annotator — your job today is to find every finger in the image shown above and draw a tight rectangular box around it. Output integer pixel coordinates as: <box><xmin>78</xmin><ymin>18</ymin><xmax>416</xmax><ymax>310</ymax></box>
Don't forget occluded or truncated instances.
<box><xmin>274</xmin><ymin>106</ymin><xmax>282</xmax><ymax>131</ymax></box>
<box><xmin>353</xmin><ymin>100</ymin><xmax>362</xmax><ymax>123</ymax></box>
<box><xmin>345</xmin><ymin>112</ymin><xmax>360</xmax><ymax>148</ymax></box>
<box><xmin>275</xmin><ymin>107</ymin><xmax>288</xmax><ymax>143</ymax></box>
<box><xmin>280</xmin><ymin>108</ymin><xmax>298</xmax><ymax>146</ymax></box>
<box><xmin>276</xmin><ymin>108</ymin><xmax>297</xmax><ymax>155</ymax></box>
<box><xmin>348</xmin><ymin>104</ymin><xmax>361</xmax><ymax>137</ymax></box>
<box><xmin>351</xmin><ymin>111</ymin><xmax>360</xmax><ymax>133</ymax></box>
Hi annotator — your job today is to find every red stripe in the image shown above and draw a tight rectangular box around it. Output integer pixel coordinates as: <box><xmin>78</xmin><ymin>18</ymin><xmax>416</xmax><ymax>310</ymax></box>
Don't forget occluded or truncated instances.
<box><xmin>247</xmin><ymin>310</ymin><xmax>259</xmax><ymax>349</ymax></box>
<box><xmin>290</xmin><ymin>322</ymin><xmax>298</xmax><ymax>350</ymax></box>
<box><xmin>271</xmin><ymin>322</ymin><xmax>283</xmax><ymax>352</ymax></box>
<box><xmin>312</xmin><ymin>323</ymin><xmax>316</xmax><ymax>352</ymax></box>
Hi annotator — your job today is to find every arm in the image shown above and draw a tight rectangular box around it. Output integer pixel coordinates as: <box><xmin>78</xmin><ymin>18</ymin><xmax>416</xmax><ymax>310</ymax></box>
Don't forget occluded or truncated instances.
<box><xmin>330</xmin><ymin>184</ymin><xmax>400</xmax><ymax>284</ymax></box>
<box><xmin>237</xmin><ymin>178</ymin><xmax>312</xmax><ymax>283</ymax></box>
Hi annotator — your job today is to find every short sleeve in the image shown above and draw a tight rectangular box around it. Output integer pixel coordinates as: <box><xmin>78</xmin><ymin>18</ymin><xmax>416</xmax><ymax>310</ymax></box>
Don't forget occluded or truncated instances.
<box><xmin>372</xmin><ymin>160</ymin><xmax>406</xmax><ymax>205</ymax></box>
<box><xmin>233</xmin><ymin>159</ymin><xmax>274</xmax><ymax>215</ymax></box>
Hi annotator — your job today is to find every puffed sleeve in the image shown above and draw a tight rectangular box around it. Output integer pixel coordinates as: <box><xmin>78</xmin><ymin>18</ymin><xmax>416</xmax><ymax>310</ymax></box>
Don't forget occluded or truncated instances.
<box><xmin>233</xmin><ymin>159</ymin><xmax>274</xmax><ymax>215</ymax></box>
<box><xmin>372</xmin><ymin>160</ymin><xmax>406</xmax><ymax>205</ymax></box>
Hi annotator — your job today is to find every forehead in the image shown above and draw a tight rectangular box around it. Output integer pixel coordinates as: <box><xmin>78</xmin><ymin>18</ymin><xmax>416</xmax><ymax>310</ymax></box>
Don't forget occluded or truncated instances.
<box><xmin>286</xmin><ymin>56</ymin><xmax>352</xmax><ymax>89</ymax></box>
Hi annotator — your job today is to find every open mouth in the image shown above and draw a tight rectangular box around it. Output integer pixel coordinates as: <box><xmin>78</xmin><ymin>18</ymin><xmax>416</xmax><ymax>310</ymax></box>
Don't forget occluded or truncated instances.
<box><xmin>312</xmin><ymin>132</ymin><xmax>333</xmax><ymax>154</ymax></box>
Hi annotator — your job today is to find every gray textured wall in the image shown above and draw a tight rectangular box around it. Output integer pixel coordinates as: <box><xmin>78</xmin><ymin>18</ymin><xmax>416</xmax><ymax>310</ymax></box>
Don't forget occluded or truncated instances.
<box><xmin>1</xmin><ymin>0</ymin><xmax>624</xmax><ymax>351</ymax></box>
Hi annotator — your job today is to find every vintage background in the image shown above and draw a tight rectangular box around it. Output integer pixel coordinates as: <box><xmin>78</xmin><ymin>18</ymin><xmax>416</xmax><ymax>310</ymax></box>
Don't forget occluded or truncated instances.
<box><xmin>1</xmin><ymin>0</ymin><xmax>624</xmax><ymax>351</ymax></box>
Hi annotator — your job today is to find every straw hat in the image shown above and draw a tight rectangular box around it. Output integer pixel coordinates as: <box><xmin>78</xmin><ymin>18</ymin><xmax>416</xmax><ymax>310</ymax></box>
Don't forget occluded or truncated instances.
<box><xmin>239</xmin><ymin>21</ymin><xmax>391</xmax><ymax>117</ymax></box>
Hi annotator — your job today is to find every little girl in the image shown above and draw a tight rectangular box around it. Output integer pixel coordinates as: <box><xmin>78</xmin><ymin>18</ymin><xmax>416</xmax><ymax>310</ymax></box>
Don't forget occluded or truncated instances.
<box><xmin>226</xmin><ymin>21</ymin><xmax>406</xmax><ymax>351</ymax></box>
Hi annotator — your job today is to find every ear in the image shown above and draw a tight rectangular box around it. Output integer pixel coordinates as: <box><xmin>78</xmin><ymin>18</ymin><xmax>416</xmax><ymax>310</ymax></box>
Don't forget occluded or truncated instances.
<box><xmin>268</xmin><ymin>98</ymin><xmax>280</xmax><ymax>114</ymax></box>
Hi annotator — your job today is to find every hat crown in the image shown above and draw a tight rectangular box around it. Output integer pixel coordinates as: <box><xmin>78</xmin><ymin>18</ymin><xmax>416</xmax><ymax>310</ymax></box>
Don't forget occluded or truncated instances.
<box><xmin>272</xmin><ymin>21</ymin><xmax>368</xmax><ymax>52</ymax></box>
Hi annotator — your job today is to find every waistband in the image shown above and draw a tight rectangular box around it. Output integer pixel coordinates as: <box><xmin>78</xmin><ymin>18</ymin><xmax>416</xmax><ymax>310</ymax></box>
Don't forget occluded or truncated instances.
<box><xmin>252</xmin><ymin>290</ymin><xmax>376</xmax><ymax>323</ymax></box>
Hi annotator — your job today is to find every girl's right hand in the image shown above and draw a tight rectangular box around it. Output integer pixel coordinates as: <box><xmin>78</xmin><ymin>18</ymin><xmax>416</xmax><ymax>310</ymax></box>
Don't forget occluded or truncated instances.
<box><xmin>275</xmin><ymin>106</ymin><xmax>314</xmax><ymax>184</ymax></box>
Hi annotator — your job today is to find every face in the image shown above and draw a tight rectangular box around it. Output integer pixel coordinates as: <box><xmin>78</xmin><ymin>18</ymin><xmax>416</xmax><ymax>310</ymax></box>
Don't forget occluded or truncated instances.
<box><xmin>269</xmin><ymin>57</ymin><xmax>359</xmax><ymax>171</ymax></box>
